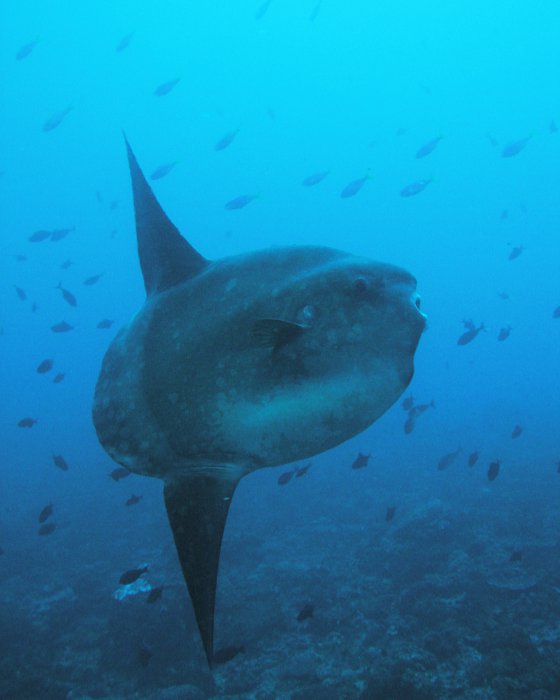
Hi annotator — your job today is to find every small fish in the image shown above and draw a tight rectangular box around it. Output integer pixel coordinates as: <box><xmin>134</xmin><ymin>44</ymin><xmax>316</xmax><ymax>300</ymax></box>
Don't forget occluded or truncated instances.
<box><xmin>553</xmin><ymin>306</ymin><xmax>560</xmax><ymax>319</ymax></box>
<box><xmin>400</xmin><ymin>179</ymin><xmax>431</xmax><ymax>197</ymax></box>
<box><xmin>137</xmin><ymin>643</ymin><xmax>153</xmax><ymax>667</ymax></box>
<box><xmin>15</xmin><ymin>286</ymin><xmax>27</xmax><ymax>301</ymax></box>
<box><xmin>38</xmin><ymin>504</ymin><xmax>53</xmax><ymax>523</ymax></box>
<box><xmin>415</xmin><ymin>136</ymin><xmax>442</xmax><ymax>159</ymax></box>
<box><xmin>508</xmin><ymin>245</ymin><xmax>524</xmax><ymax>261</ymax></box>
<box><xmin>37</xmin><ymin>359</ymin><xmax>54</xmax><ymax>374</ymax></box>
<box><xmin>18</xmin><ymin>417</ymin><xmax>37</xmax><ymax>428</ymax></box>
<box><xmin>277</xmin><ymin>470</ymin><xmax>295</xmax><ymax>486</ymax></box>
<box><xmin>215</xmin><ymin>130</ymin><xmax>239</xmax><ymax>151</ymax></box>
<box><xmin>125</xmin><ymin>494</ymin><xmax>142</xmax><ymax>506</ymax></box>
<box><xmin>497</xmin><ymin>325</ymin><xmax>512</xmax><ymax>341</ymax></box>
<box><xmin>498</xmin><ymin>292</ymin><xmax>510</xmax><ymax>300</ymax></box>
<box><xmin>500</xmin><ymin>209</ymin><xmax>509</xmax><ymax>220</ymax></box>
<box><xmin>511</xmin><ymin>425</ymin><xmax>523</xmax><ymax>439</ymax></box>
<box><xmin>110</xmin><ymin>466</ymin><xmax>131</xmax><ymax>481</ymax></box>
<box><xmin>509</xmin><ymin>550</ymin><xmax>523</xmax><ymax>563</ymax></box>
<box><xmin>550</xmin><ymin>119</ymin><xmax>558</xmax><ymax>134</ymax></box>
<box><xmin>302</xmin><ymin>170</ymin><xmax>329</xmax><ymax>187</ymax></box>
<box><xmin>385</xmin><ymin>506</ymin><xmax>396</xmax><ymax>522</ymax></box>
<box><xmin>351</xmin><ymin>452</ymin><xmax>370</xmax><ymax>469</ymax></box>
<box><xmin>38</xmin><ymin>522</ymin><xmax>57</xmax><ymax>536</ymax></box>
<box><xmin>97</xmin><ymin>319</ymin><xmax>114</xmax><ymax>329</ymax></box>
<box><xmin>53</xmin><ymin>372</ymin><xmax>65</xmax><ymax>384</ymax></box>
<box><xmin>501</xmin><ymin>135</ymin><xmax>531</xmax><ymax>158</ymax></box>
<box><xmin>403</xmin><ymin>415</ymin><xmax>416</xmax><ymax>434</ymax></box>
<box><xmin>16</xmin><ymin>38</ymin><xmax>39</xmax><ymax>61</ymax></box>
<box><xmin>467</xmin><ymin>451</ymin><xmax>479</xmax><ymax>467</ymax></box>
<box><xmin>83</xmin><ymin>274</ymin><xmax>102</xmax><ymax>286</ymax></box>
<box><xmin>15</xmin><ymin>254</ymin><xmax>27</xmax><ymax>262</ymax></box>
<box><xmin>50</xmin><ymin>227</ymin><xmax>73</xmax><ymax>242</ymax></box>
<box><xmin>437</xmin><ymin>447</ymin><xmax>462</xmax><ymax>471</ymax></box>
<box><xmin>154</xmin><ymin>78</ymin><xmax>181</xmax><ymax>96</ymax></box>
<box><xmin>109</xmin><ymin>200</ymin><xmax>119</xmax><ymax>210</ymax></box>
<box><xmin>61</xmin><ymin>259</ymin><xmax>74</xmax><ymax>270</ymax></box>
<box><xmin>225</xmin><ymin>194</ymin><xmax>257</xmax><ymax>210</ymax></box>
<box><xmin>116</xmin><ymin>32</ymin><xmax>134</xmax><ymax>52</ymax></box>
<box><xmin>402</xmin><ymin>396</ymin><xmax>414</xmax><ymax>411</ymax></box>
<box><xmin>295</xmin><ymin>462</ymin><xmax>311</xmax><ymax>477</ymax></box>
<box><xmin>213</xmin><ymin>645</ymin><xmax>245</xmax><ymax>665</ymax></box>
<box><xmin>457</xmin><ymin>320</ymin><xmax>485</xmax><ymax>346</ymax></box>
<box><xmin>486</xmin><ymin>133</ymin><xmax>498</xmax><ymax>147</ymax></box>
<box><xmin>119</xmin><ymin>566</ymin><xmax>149</xmax><ymax>585</ymax></box>
<box><xmin>150</xmin><ymin>162</ymin><xmax>177</xmax><ymax>180</ymax></box>
<box><xmin>487</xmin><ymin>460</ymin><xmax>501</xmax><ymax>482</ymax></box>
<box><xmin>297</xmin><ymin>603</ymin><xmax>314</xmax><ymax>622</ymax></box>
<box><xmin>255</xmin><ymin>0</ymin><xmax>273</xmax><ymax>19</ymax></box>
<box><xmin>408</xmin><ymin>400</ymin><xmax>435</xmax><ymax>418</ymax></box>
<box><xmin>146</xmin><ymin>586</ymin><xmax>164</xmax><ymax>604</ymax></box>
<box><xmin>28</xmin><ymin>229</ymin><xmax>52</xmax><ymax>242</ymax></box>
<box><xmin>310</xmin><ymin>0</ymin><xmax>322</xmax><ymax>21</ymax></box>
<box><xmin>56</xmin><ymin>283</ymin><xmax>77</xmax><ymax>307</ymax></box>
<box><xmin>340</xmin><ymin>175</ymin><xmax>370</xmax><ymax>199</ymax></box>
<box><xmin>42</xmin><ymin>106</ymin><xmax>73</xmax><ymax>132</ymax></box>
<box><xmin>51</xmin><ymin>321</ymin><xmax>73</xmax><ymax>333</ymax></box>
<box><xmin>53</xmin><ymin>454</ymin><xmax>69</xmax><ymax>471</ymax></box>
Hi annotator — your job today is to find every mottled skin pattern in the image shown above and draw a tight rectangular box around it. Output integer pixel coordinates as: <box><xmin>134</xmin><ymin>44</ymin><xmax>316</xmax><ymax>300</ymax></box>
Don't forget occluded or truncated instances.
<box><xmin>92</xmin><ymin>140</ymin><xmax>425</xmax><ymax>666</ymax></box>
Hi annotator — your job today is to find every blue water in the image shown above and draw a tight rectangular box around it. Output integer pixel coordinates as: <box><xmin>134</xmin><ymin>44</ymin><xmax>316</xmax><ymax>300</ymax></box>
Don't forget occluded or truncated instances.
<box><xmin>2</xmin><ymin>2</ymin><xmax>560</xmax><ymax>698</ymax></box>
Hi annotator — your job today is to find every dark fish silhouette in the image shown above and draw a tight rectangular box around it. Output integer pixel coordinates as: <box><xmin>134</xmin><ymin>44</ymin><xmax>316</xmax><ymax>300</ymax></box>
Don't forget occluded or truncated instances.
<box><xmin>150</xmin><ymin>162</ymin><xmax>177</xmax><ymax>180</ymax></box>
<box><xmin>302</xmin><ymin>171</ymin><xmax>329</xmax><ymax>187</ymax></box>
<box><xmin>500</xmin><ymin>209</ymin><xmax>508</xmax><ymax>220</ymax></box>
<box><xmin>38</xmin><ymin>504</ymin><xmax>53</xmax><ymax>523</ymax></box>
<box><xmin>340</xmin><ymin>175</ymin><xmax>369</xmax><ymax>198</ymax></box>
<box><xmin>510</xmin><ymin>550</ymin><xmax>523</xmax><ymax>563</ymax></box>
<box><xmin>53</xmin><ymin>454</ymin><xmax>69</xmax><ymax>471</ymax></box>
<box><xmin>508</xmin><ymin>245</ymin><xmax>524</xmax><ymax>261</ymax></box>
<box><xmin>310</xmin><ymin>0</ymin><xmax>322</xmax><ymax>21</ymax></box>
<box><xmin>501</xmin><ymin>135</ymin><xmax>531</xmax><ymax>158</ymax></box>
<box><xmin>351</xmin><ymin>452</ymin><xmax>370</xmax><ymax>469</ymax></box>
<box><xmin>146</xmin><ymin>586</ymin><xmax>163</xmax><ymax>604</ymax></box>
<box><xmin>37</xmin><ymin>359</ymin><xmax>54</xmax><ymax>374</ymax></box>
<box><xmin>277</xmin><ymin>470</ymin><xmax>295</xmax><ymax>485</ymax></box>
<box><xmin>15</xmin><ymin>286</ymin><xmax>27</xmax><ymax>301</ymax></box>
<box><xmin>437</xmin><ymin>447</ymin><xmax>461</xmax><ymax>471</ymax></box>
<box><xmin>402</xmin><ymin>395</ymin><xmax>414</xmax><ymax>411</ymax></box>
<box><xmin>51</xmin><ymin>321</ymin><xmax>73</xmax><ymax>333</ymax></box>
<box><xmin>109</xmin><ymin>467</ymin><xmax>131</xmax><ymax>481</ymax></box>
<box><xmin>15</xmin><ymin>254</ymin><xmax>27</xmax><ymax>262</ymax></box>
<box><xmin>255</xmin><ymin>0</ymin><xmax>273</xmax><ymax>19</ymax></box>
<box><xmin>553</xmin><ymin>306</ymin><xmax>560</xmax><ymax>319</ymax></box>
<box><xmin>457</xmin><ymin>320</ymin><xmax>484</xmax><ymax>345</ymax></box>
<box><xmin>154</xmin><ymin>78</ymin><xmax>180</xmax><ymax>96</ymax></box>
<box><xmin>295</xmin><ymin>462</ymin><xmax>311</xmax><ymax>477</ymax></box>
<box><xmin>125</xmin><ymin>494</ymin><xmax>142</xmax><ymax>506</ymax></box>
<box><xmin>92</xmin><ymin>138</ymin><xmax>425</xmax><ymax>665</ymax></box>
<box><xmin>215</xmin><ymin>130</ymin><xmax>239</xmax><ymax>151</ymax></box>
<box><xmin>511</xmin><ymin>424</ymin><xmax>523</xmax><ymax>439</ymax></box>
<box><xmin>56</xmin><ymin>283</ymin><xmax>77</xmax><ymax>307</ymax></box>
<box><xmin>467</xmin><ymin>451</ymin><xmax>479</xmax><ymax>467</ymax></box>
<box><xmin>29</xmin><ymin>229</ymin><xmax>52</xmax><ymax>242</ymax></box>
<box><xmin>385</xmin><ymin>506</ymin><xmax>396</xmax><ymax>522</ymax></box>
<box><xmin>119</xmin><ymin>566</ymin><xmax>148</xmax><ymax>585</ymax></box>
<box><xmin>487</xmin><ymin>460</ymin><xmax>501</xmax><ymax>481</ymax></box>
<box><xmin>212</xmin><ymin>646</ymin><xmax>245</xmax><ymax>665</ymax></box>
<box><xmin>137</xmin><ymin>643</ymin><xmax>152</xmax><ymax>667</ymax></box>
<box><xmin>497</xmin><ymin>325</ymin><xmax>511</xmax><ymax>341</ymax></box>
<box><xmin>16</xmin><ymin>38</ymin><xmax>39</xmax><ymax>61</ymax></box>
<box><xmin>415</xmin><ymin>136</ymin><xmax>442</xmax><ymax>159</ymax></box>
<box><xmin>97</xmin><ymin>319</ymin><xmax>114</xmax><ymax>329</ymax></box>
<box><xmin>297</xmin><ymin>603</ymin><xmax>314</xmax><ymax>621</ymax></box>
<box><xmin>38</xmin><ymin>522</ymin><xmax>57</xmax><ymax>536</ymax></box>
<box><xmin>225</xmin><ymin>194</ymin><xmax>257</xmax><ymax>210</ymax></box>
<box><xmin>116</xmin><ymin>32</ymin><xmax>134</xmax><ymax>52</ymax></box>
<box><xmin>400</xmin><ymin>179</ymin><xmax>431</xmax><ymax>197</ymax></box>
<box><xmin>408</xmin><ymin>400</ymin><xmax>435</xmax><ymax>418</ymax></box>
<box><xmin>498</xmin><ymin>292</ymin><xmax>510</xmax><ymax>300</ymax></box>
<box><xmin>42</xmin><ymin>106</ymin><xmax>73</xmax><ymax>132</ymax></box>
<box><xmin>550</xmin><ymin>119</ymin><xmax>558</xmax><ymax>134</ymax></box>
<box><xmin>404</xmin><ymin>415</ymin><xmax>416</xmax><ymax>434</ymax></box>
<box><xmin>61</xmin><ymin>259</ymin><xmax>74</xmax><ymax>270</ymax></box>
<box><xmin>50</xmin><ymin>227</ymin><xmax>73</xmax><ymax>242</ymax></box>
<box><xmin>53</xmin><ymin>373</ymin><xmax>65</xmax><ymax>384</ymax></box>
<box><xmin>83</xmin><ymin>274</ymin><xmax>102</xmax><ymax>286</ymax></box>
<box><xmin>18</xmin><ymin>417</ymin><xmax>37</xmax><ymax>428</ymax></box>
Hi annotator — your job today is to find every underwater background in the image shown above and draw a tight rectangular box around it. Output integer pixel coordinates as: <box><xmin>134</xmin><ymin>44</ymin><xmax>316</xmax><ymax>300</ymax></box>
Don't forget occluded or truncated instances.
<box><xmin>1</xmin><ymin>1</ymin><xmax>560</xmax><ymax>698</ymax></box>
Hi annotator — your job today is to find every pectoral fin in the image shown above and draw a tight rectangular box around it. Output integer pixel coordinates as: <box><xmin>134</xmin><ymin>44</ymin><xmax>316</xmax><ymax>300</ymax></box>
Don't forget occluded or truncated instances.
<box><xmin>163</xmin><ymin>474</ymin><xmax>239</xmax><ymax>665</ymax></box>
<box><xmin>251</xmin><ymin>318</ymin><xmax>305</xmax><ymax>350</ymax></box>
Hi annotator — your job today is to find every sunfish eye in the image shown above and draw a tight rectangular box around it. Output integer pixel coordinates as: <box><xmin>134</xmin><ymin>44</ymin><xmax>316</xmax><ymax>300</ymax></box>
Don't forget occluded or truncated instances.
<box><xmin>353</xmin><ymin>276</ymin><xmax>368</xmax><ymax>294</ymax></box>
<box><xmin>296</xmin><ymin>304</ymin><xmax>317</xmax><ymax>325</ymax></box>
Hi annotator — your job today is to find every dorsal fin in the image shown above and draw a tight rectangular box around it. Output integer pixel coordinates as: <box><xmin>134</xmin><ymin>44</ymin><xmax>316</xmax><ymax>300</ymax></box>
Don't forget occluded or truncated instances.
<box><xmin>124</xmin><ymin>136</ymin><xmax>208</xmax><ymax>296</ymax></box>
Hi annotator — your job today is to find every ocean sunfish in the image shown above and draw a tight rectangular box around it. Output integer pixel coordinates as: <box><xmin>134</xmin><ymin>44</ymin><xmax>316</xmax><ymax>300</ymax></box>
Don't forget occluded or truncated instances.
<box><xmin>92</xmin><ymin>138</ymin><xmax>426</xmax><ymax>665</ymax></box>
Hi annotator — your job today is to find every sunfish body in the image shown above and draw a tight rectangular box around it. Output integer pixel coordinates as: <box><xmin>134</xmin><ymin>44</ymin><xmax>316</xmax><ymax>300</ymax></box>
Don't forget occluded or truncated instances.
<box><xmin>93</xmin><ymin>138</ymin><xmax>426</xmax><ymax>665</ymax></box>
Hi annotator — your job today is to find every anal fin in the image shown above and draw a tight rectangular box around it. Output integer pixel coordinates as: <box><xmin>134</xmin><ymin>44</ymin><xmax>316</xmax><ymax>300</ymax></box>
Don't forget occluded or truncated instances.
<box><xmin>163</xmin><ymin>474</ymin><xmax>239</xmax><ymax>665</ymax></box>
